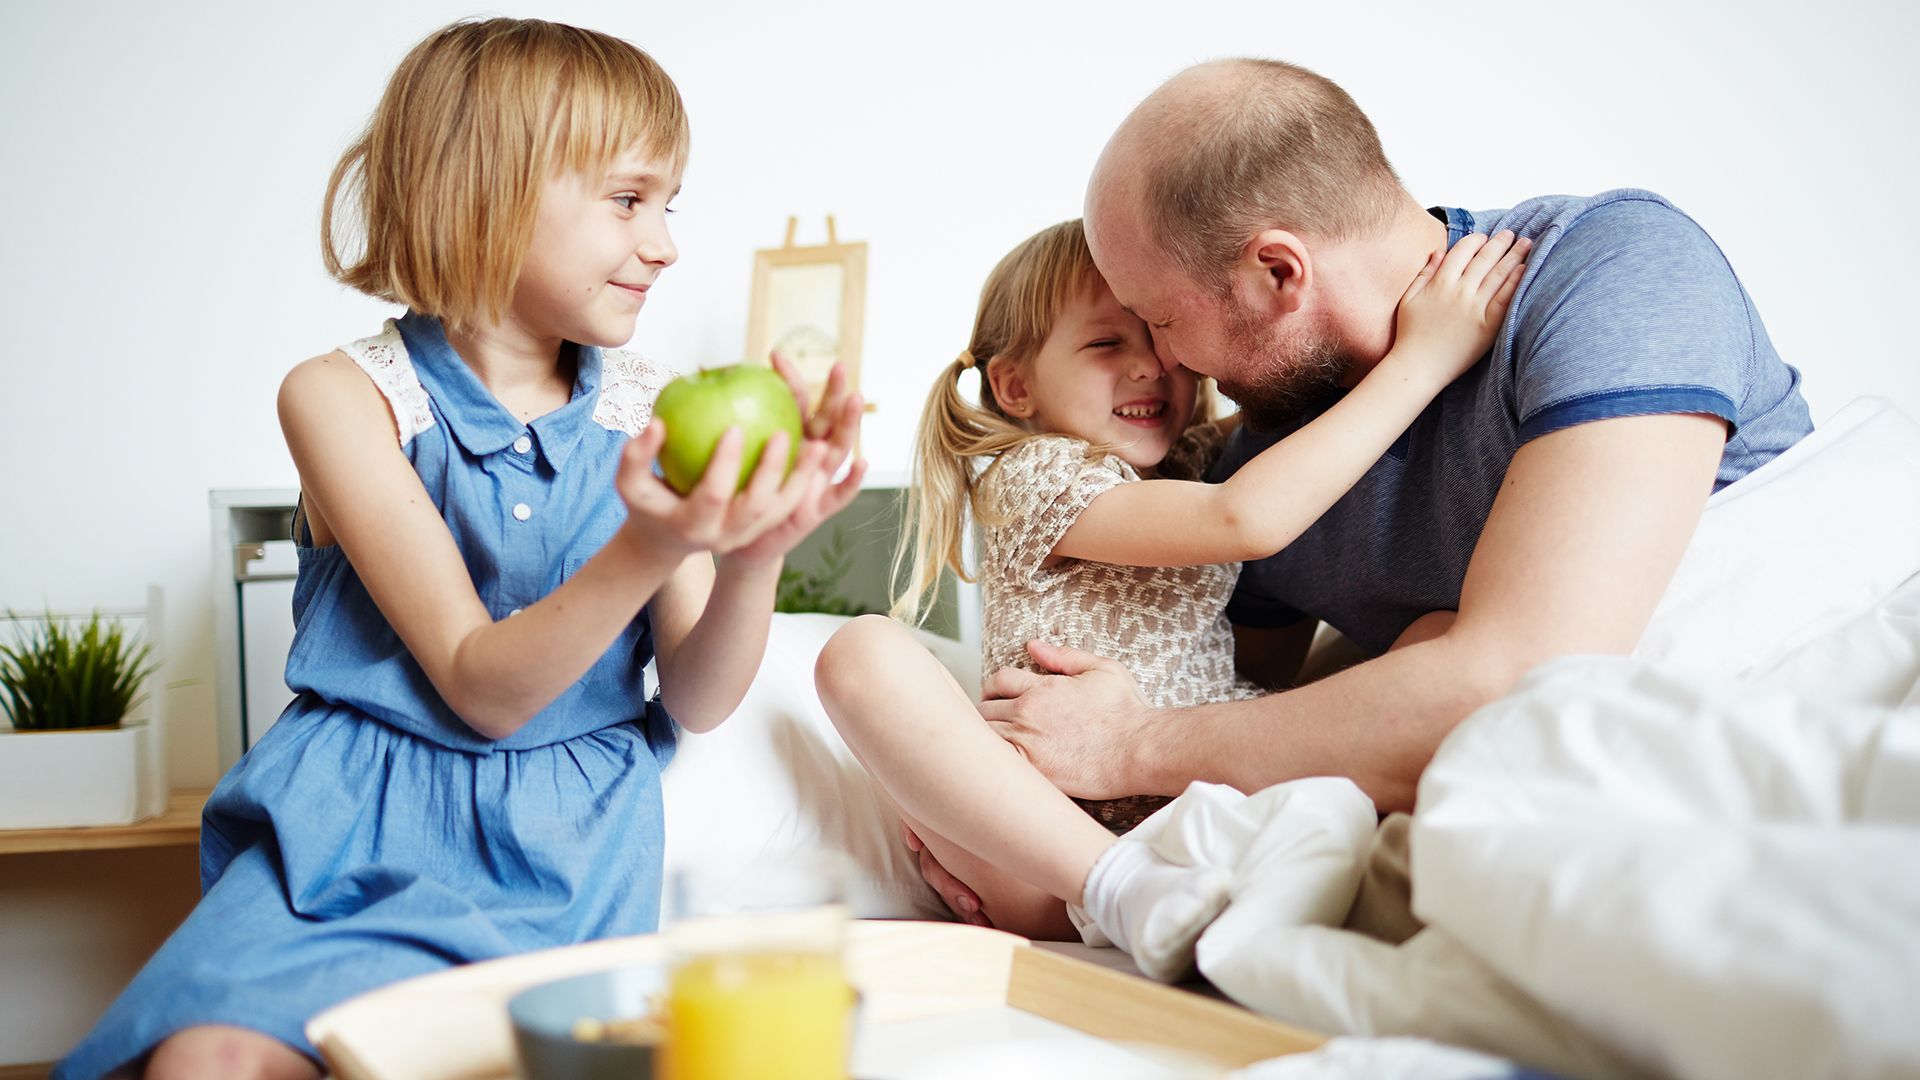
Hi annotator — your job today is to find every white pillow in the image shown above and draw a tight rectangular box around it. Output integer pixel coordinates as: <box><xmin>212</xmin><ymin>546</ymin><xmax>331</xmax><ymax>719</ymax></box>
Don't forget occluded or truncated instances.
<box><xmin>1637</xmin><ymin>396</ymin><xmax>1920</xmax><ymax>680</ymax></box>
<box><xmin>660</xmin><ymin>613</ymin><xmax>976</xmax><ymax>919</ymax></box>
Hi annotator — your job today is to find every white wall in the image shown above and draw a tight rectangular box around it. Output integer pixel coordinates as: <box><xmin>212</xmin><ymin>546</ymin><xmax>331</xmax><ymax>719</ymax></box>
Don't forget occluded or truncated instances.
<box><xmin>0</xmin><ymin>0</ymin><xmax>1916</xmax><ymax>1063</ymax></box>
<box><xmin>3</xmin><ymin>0</ymin><xmax>1917</xmax><ymax>790</ymax></box>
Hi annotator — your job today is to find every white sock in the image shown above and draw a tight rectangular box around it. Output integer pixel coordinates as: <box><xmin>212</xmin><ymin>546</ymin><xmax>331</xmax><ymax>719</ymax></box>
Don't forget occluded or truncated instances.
<box><xmin>1069</xmin><ymin>838</ymin><xmax>1232</xmax><ymax>982</ymax></box>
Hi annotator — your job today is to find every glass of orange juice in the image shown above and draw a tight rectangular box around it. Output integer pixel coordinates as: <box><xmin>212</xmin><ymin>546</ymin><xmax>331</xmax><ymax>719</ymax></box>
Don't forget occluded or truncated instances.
<box><xmin>662</xmin><ymin>851</ymin><xmax>856</xmax><ymax>1080</ymax></box>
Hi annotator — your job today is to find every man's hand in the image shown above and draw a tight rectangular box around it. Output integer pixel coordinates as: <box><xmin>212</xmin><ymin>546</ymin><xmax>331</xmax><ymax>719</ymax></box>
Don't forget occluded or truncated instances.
<box><xmin>977</xmin><ymin>641</ymin><xmax>1158</xmax><ymax>799</ymax></box>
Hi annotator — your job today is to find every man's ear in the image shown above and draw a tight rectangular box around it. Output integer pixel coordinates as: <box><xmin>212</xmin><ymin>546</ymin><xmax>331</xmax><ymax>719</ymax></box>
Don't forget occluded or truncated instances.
<box><xmin>1239</xmin><ymin>229</ymin><xmax>1312</xmax><ymax>317</ymax></box>
<box><xmin>985</xmin><ymin>355</ymin><xmax>1036</xmax><ymax>419</ymax></box>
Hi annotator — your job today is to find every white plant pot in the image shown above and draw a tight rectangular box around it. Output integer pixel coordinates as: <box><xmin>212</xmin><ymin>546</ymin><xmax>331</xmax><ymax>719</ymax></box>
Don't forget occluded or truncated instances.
<box><xmin>0</xmin><ymin>586</ymin><xmax>173</xmax><ymax>830</ymax></box>
<box><xmin>0</xmin><ymin>721</ymin><xmax>168</xmax><ymax>829</ymax></box>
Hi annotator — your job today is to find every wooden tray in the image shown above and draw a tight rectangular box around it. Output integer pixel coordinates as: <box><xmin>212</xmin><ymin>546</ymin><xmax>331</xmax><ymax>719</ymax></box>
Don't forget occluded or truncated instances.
<box><xmin>307</xmin><ymin>920</ymin><xmax>1322</xmax><ymax>1078</ymax></box>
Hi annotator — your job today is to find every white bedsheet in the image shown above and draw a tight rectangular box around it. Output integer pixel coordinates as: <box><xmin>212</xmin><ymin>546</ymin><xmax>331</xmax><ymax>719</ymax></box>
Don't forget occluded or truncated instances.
<box><xmin>1637</xmin><ymin>396</ymin><xmax>1920</xmax><ymax>685</ymax></box>
<box><xmin>660</xmin><ymin>613</ymin><xmax>963</xmax><ymax>921</ymax></box>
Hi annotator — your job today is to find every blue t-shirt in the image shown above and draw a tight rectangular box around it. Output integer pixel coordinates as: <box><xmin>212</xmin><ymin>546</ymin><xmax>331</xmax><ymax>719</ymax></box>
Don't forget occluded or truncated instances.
<box><xmin>1210</xmin><ymin>189</ymin><xmax>1813</xmax><ymax>654</ymax></box>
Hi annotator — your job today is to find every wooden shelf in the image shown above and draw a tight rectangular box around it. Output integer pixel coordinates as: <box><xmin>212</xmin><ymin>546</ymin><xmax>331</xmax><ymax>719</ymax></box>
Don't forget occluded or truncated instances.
<box><xmin>0</xmin><ymin>789</ymin><xmax>209</xmax><ymax>857</ymax></box>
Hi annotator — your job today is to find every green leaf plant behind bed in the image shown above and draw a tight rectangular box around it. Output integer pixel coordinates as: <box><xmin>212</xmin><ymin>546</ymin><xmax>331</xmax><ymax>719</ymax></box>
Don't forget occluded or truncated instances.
<box><xmin>774</xmin><ymin>527</ymin><xmax>873</xmax><ymax>618</ymax></box>
<box><xmin>0</xmin><ymin>610</ymin><xmax>158</xmax><ymax>732</ymax></box>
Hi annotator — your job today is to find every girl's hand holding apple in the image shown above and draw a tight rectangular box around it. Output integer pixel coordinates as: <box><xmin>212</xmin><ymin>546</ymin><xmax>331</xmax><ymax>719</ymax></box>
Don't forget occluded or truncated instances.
<box><xmin>613</xmin><ymin>355</ymin><xmax>865</xmax><ymax>562</ymax></box>
<box><xmin>726</xmin><ymin>354</ymin><xmax>868</xmax><ymax>566</ymax></box>
<box><xmin>614</xmin><ymin>416</ymin><xmax>824</xmax><ymax>560</ymax></box>
<box><xmin>653</xmin><ymin>363</ymin><xmax>807</xmax><ymax>496</ymax></box>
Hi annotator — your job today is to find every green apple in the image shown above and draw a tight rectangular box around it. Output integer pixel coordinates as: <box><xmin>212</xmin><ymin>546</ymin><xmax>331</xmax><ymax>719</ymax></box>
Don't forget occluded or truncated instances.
<box><xmin>653</xmin><ymin>364</ymin><xmax>805</xmax><ymax>495</ymax></box>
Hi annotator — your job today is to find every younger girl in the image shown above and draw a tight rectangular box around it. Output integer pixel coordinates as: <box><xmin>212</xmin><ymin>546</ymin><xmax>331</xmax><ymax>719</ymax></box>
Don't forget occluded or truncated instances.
<box><xmin>59</xmin><ymin>19</ymin><xmax>862</xmax><ymax>1080</ymax></box>
<box><xmin>816</xmin><ymin>218</ymin><xmax>1523</xmax><ymax>979</ymax></box>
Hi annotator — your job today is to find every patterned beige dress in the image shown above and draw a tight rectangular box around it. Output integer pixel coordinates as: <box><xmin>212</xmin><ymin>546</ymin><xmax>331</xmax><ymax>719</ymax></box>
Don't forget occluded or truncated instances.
<box><xmin>977</xmin><ymin>425</ymin><xmax>1264</xmax><ymax>834</ymax></box>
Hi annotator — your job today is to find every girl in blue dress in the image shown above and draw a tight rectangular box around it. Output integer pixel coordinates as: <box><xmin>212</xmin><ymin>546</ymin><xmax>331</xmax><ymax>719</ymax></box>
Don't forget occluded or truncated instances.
<box><xmin>56</xmin><ymin>18</ymin><xmax>866</xmax><ymax>1080</ymax></box>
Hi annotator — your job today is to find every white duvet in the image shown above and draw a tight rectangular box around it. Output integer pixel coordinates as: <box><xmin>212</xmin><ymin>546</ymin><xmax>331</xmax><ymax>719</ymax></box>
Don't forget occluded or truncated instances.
<box><xmin>1193</xmin><ymin>633</ymin><xmax>1920</xmax><ymax>1079</ymax></box>
<box><xmin>1185</xmin><ymin>398</ymin><xmax>1920</xmax><ymax>1079</ymax></box>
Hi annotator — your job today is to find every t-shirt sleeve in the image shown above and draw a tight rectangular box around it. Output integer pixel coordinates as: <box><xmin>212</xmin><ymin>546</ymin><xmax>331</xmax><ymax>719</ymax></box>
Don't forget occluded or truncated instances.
<box><xmin>1509</xmin><ymin>197</ymin><xmax>1752</xmax><ymax>444</ymax></box>
<box><xmin>982</xmin><ymin>436</ymin><xmax>1130</xmax><ymax>590</ymax></box>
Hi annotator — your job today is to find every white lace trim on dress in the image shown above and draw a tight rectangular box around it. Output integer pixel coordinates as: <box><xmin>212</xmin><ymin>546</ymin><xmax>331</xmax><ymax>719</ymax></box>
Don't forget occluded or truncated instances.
<box><xmin>593</xmin><ymin>349</ymin><xmax>671</xmax><ymax>437</ymax></box>
<box><xmin>339</xmin><ymin>320</ymin><xmax>436</xmax><ymax>446</ymax></box>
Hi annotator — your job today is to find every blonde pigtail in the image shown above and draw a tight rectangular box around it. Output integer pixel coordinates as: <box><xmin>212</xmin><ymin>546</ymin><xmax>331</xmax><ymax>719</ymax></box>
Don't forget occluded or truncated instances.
<box><xmin>889</xmin><ymin>218</ymin><xmax>1107</xmax><ymax>624</ymax></box>
<box><xmin>891</xmin><ymin>350</ymin><xmax>1028</xmax><ymax>624</ymax></box>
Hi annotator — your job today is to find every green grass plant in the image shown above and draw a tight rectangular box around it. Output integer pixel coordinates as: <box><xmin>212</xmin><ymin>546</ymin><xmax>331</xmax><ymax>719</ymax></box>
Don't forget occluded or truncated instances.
<box><xmin>0</xmin><ymin>611</ymin><xmax>157</xmax><ymax>732</ymax></box>
<box><xmin>774</xmin><ymin>527</ymin><xmax>872</xmax><ymax>617</ymax></box>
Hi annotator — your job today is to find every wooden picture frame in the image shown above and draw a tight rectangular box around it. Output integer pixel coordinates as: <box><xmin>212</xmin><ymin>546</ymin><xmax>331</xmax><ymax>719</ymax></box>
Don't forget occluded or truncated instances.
<box><xmin>744</xmin><ymin>216</ymin><xmax>868</xmax><ymax>411</ymax></box>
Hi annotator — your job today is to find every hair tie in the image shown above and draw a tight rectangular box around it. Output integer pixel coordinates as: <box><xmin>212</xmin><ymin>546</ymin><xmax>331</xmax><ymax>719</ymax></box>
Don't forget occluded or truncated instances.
<box><xmin>956</xmin><ymin>349</ymin><xmax>977</xmax><ymax>369</ymax></box>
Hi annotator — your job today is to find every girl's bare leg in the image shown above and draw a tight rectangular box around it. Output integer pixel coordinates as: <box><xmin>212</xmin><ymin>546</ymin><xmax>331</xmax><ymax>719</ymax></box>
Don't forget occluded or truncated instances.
<box><xmin>145</xmin><ymin>1025</ymin><xmax>319</xmax><ymax>1080</ymax></box>
<box><xmin>815</xmin><ymin>615</ymin><xmax>1114</xmax><ymax>939</ymax></box>
<box><xmin>885</xmin><ymin>798</ymin><xmax>1081</xmax><ymax>941</ymax></box>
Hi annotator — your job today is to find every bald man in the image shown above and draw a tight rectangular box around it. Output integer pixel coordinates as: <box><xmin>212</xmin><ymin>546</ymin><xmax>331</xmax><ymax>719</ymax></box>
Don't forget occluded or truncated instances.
<box><xmin>967</xmin><ymin>59</ymin><xmax>1812</xmax><ymax>824</ymax></box>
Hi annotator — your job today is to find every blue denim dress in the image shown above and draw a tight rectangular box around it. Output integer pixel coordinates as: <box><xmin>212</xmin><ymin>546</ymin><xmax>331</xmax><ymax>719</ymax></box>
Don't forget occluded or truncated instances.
<box><xmin>56</xmin><ymin>312</ymin><xmax>677</xmax><ymax>1078</ymax></box>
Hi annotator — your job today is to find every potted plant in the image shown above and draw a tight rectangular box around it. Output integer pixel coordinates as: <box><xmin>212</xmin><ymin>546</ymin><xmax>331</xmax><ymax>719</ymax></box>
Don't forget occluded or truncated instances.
<box><xmin>774</xmin><ymin>528</ymin><xmax>873</xmax><ymax>618</ymax></box>
<box><xmin>0</xmin><ymin>598</ymin><xmax>168</xmax><ymax>830</ymax></box>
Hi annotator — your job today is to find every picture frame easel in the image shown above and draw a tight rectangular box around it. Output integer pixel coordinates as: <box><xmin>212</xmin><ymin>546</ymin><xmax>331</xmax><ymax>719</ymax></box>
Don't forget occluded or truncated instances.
<box><xmin>744</xmin><ymin>216</ymin><xmax>868</xmax><ymax>411</ymax></box>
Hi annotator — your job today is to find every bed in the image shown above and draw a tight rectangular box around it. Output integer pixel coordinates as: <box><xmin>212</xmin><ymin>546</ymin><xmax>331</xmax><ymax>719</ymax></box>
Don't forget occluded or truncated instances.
<box><xmin>656</xmin><ymin>397</ymin><xmax>1920</xmax><ymax>1078</ymax></box>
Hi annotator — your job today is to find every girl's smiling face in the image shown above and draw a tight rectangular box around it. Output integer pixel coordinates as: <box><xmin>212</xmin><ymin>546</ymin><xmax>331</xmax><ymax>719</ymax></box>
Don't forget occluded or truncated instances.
<box><xmin>991</xmin><ymin>277</ymin><xmax>1200</xmax><ymax>473</ymax></box>
<box><xmin>510</xmin><ymin>144</ymin><xmax>681</xmax><ymax>348</ymax></box>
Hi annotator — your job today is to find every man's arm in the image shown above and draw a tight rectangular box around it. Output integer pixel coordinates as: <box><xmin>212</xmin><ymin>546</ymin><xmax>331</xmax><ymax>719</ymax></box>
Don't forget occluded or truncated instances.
<box><xmin>984</xmin><ymin>412</ymin><xmax>1727</xmax><ymax>812</ymax></box>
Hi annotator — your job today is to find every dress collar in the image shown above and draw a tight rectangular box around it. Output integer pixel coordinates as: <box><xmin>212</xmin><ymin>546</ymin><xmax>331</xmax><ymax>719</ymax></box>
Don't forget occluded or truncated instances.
<box><xmin>394</xmin><ymin>311</ymin><xmax>604</xmax><ymax>472</ymax></box>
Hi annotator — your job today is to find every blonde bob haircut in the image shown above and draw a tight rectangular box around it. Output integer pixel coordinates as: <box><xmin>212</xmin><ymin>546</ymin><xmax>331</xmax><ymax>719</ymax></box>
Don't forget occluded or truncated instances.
<box><xmin>322</xmin><ymin>18</ymin><xmax>690</xmax><ymax>333</ymax></box>
<box><xmin>892</xmin><ymin>219</ymin><xmax>1214</xmax><ymax>624</ymax></box>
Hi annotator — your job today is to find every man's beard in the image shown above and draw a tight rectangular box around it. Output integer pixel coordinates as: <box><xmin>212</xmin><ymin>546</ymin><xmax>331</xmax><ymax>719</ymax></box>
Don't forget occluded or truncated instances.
<box><xmin>1214</xmin><ymin>296</ymin><xmax>1352</xmax><ymax>432</ymax></box>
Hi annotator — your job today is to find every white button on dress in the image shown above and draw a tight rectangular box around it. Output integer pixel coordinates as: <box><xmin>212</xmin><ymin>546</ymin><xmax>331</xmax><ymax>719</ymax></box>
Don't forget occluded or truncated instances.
<box><xmin>512</xmin><ymin>503</ymin><xmax>532</xmax><ymax>521</ymax></box>
<box><xmin>513</xmin><ymin>435</ymin><xmax>532</xmax><ymax>454</ymax></box>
